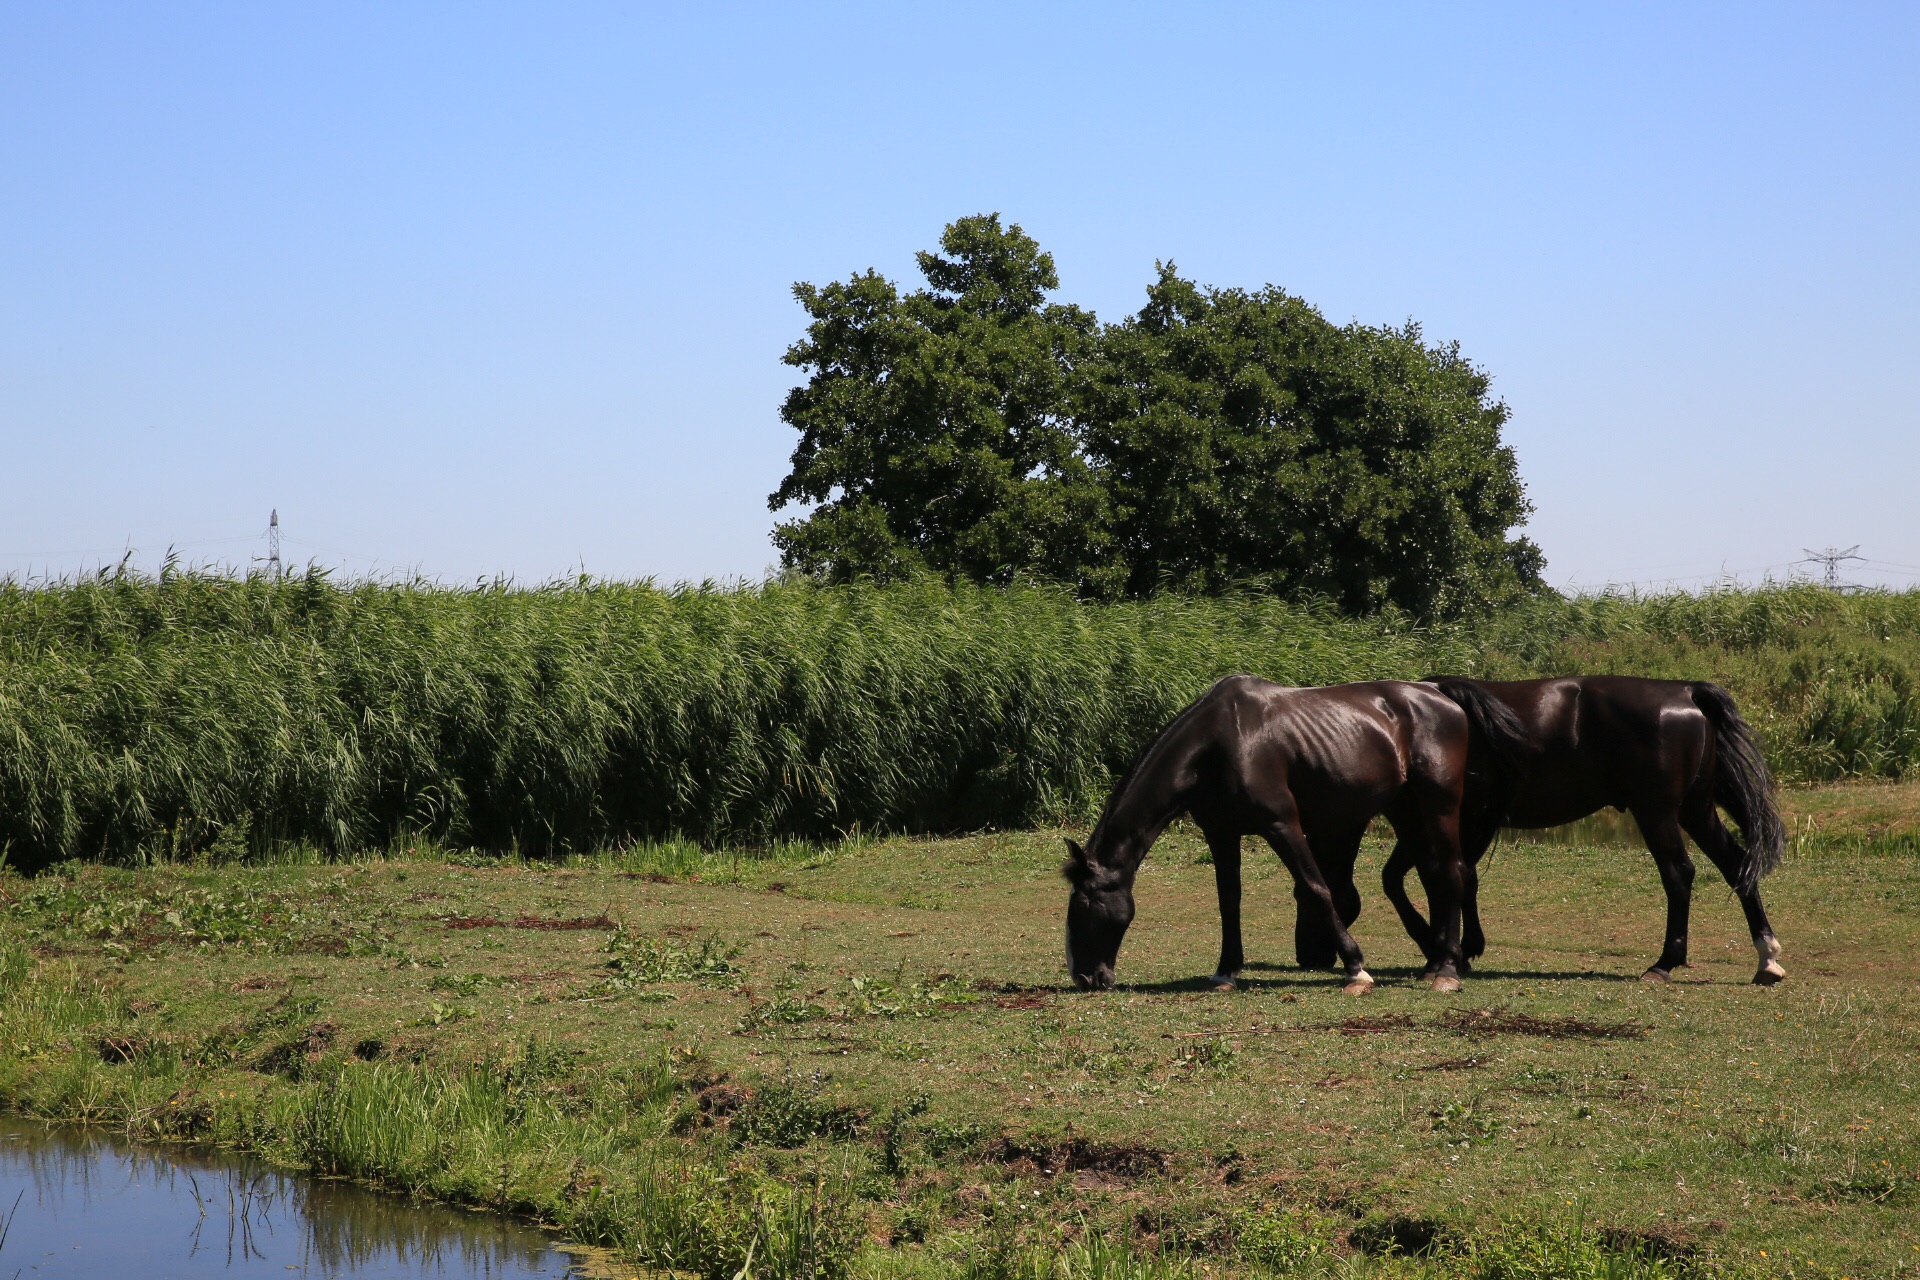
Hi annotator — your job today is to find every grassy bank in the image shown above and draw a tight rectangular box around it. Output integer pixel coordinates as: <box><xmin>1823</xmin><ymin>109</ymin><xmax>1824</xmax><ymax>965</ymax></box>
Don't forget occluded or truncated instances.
<box><xmin>3</xmin><ymin>572</ymin><xmax>1918</xmax><ymax>868</ymax></box>
<box><xmin>4</xmin><ymin>781</ymin><xmax>1918</xmax><ymax>1278</ymax></box>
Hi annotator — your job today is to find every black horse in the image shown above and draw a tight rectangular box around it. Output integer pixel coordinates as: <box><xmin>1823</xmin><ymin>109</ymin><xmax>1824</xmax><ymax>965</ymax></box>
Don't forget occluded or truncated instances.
<box><xmin>1313</xmin><ymin>676</ymin><xmax>1788</xmax><ymax>986</ymax></box>
<box><xmin>1062</xmin><ymin>675</ymin><xmax>1528</xmax><ymax>995</ymax></box>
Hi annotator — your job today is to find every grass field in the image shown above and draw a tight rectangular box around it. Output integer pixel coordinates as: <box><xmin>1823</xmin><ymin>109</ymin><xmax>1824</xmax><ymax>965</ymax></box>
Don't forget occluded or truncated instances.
<box><xmin>3</xmin><ymin>782</ymin><xmax>1917</xmax><ymax>1279</ymax></box>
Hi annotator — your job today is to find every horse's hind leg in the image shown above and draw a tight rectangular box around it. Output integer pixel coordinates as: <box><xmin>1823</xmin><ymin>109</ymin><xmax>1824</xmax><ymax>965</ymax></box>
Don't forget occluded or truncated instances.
<box><xmin>1204</xmin><ymin>827</ymin><xmax>1246</xmax><ymax>989</ymax></box>
<box><xmin>1456</xmin><ymin>812</ymin><xmax>1501</xmax><ymax>970</ymax></box>
<box><xmin>1296</xmin><ymin>827</ymin><xmax>1362</xmax><ymax>971</ymax></box>
<box><xmin>1459</xmin><ymin>858</ymin><xmax>1486</xmax><ymax>968</ymax></box>
<box><xmin>1262</xmin><ymin>816</ymin><xmax>1373</xmax><ymax>993</ymax></box>
<box><xmin>1413</xmin><ymin>803</ymin><xmax>1469</xmax><ymax>992</ymax></box>
<box><xmin>1635</xmin><ymin>808</ymin><xmax>1697</xmax><ymax>982</ymax></box>
<box><xmin>1383</xmin><ymin>806</ymin><xmax>1490</xmax><ymax>975</ymax></box>
<box><xmin>1681</xmin><ymin>799</ymin><xmax>1786</xmax><ymax>985</ymax></box>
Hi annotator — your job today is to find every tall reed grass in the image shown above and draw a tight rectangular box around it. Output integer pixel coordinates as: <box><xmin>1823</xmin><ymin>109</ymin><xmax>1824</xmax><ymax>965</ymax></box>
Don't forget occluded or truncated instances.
<box><xmin>2</xmin><ymin>569</ymin><xmax>1915</xmax><ymax>868</ymax></box>
<box><xmin>0</xmin><ymin>570</ymin><xmax>1457</xmax><ymax>868</ymax></box>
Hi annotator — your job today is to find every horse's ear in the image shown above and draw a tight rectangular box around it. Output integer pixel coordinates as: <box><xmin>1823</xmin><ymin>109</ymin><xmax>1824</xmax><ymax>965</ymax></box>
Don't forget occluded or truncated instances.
<box><xmin>1060</xmin><ymin>838</ymin><xmax>1089</xmax><ymax>884</ymax></box>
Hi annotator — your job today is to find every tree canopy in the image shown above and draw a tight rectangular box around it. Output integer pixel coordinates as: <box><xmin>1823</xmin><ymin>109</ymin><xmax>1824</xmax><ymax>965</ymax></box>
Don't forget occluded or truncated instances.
<box><xmin>770</xmin><ymin>215</ymin><xmax>1545</xmax><ymax>617</ymax></box>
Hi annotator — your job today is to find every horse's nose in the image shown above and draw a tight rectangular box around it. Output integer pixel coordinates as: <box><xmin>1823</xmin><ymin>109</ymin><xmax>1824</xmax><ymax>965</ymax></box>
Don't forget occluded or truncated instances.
<box><xmin>1073</xmin><ymin>966</ymin><xmax>1113</xmax><ymax>992</ymax></box>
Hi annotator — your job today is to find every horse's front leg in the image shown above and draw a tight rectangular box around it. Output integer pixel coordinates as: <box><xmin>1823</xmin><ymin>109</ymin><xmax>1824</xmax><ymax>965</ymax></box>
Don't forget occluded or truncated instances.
<box><xmin>1204</xmin><ymin>827</ymin><xmax>1245</xmax><ymax>990</ymax></box>
<box><xmin>1380</xmin><ymin>834</ymin><xmax>1440</xmax><ymax>964</ymax></box>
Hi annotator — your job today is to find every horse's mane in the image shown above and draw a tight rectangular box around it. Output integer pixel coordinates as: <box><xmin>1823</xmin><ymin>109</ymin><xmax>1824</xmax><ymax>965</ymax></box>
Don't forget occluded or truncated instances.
<box><xmin>1082</xmin><ymin>675</ymin><xmax>1242</xmax><ymax>862</ymax></box>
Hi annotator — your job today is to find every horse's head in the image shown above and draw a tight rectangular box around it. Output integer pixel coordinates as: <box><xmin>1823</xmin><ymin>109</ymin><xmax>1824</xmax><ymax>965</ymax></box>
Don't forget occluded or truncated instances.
<box><xmin>1061</xmin><ymin>838</ymin><xmax>1134</xmax><ymax>991</ymax></box>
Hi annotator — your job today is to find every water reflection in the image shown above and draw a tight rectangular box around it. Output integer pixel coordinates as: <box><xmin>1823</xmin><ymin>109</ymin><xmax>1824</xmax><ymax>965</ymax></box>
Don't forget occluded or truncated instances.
<box><xmin>0</xmin><ymin>1118</ymin><xmax>574</xmax><ymax>1277</ymax></box>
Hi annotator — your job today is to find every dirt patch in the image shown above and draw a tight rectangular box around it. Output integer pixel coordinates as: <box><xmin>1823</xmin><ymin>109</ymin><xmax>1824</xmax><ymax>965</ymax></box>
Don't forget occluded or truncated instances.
<box><xmin>973</xmin><ymin>981</ymin><xmax>1056</xmax><ymax>1010</ymax></box>
<box><xmin>96</xmin><ymin>1033</ymin><xmax>159</xmax><ymax>1064</ymax></box>
<box><xmin>994</xmin><ymin>991</ymin><xmax>1051</xmax><ymax>1010</ymax></box>
<box><xmin>256</xmin><ymin>1021</ymin><xmax>339</xmax><ymax>1074</ymax></box>
<box><xmin>1165</xmin><ymin>1013</ymin><xmax>1416</xmax><ymax>1043</ymax></box>
<box><xmin>988</xmin><ymin>1134</ymin><xmax>1170</xmax><ymax>1181</ymax></box>
<box><xmin>1597</xmin><ymin>1224</ymin><xmax>1709</xmax><ymax>1262</ymax></box>
<box><xmin>1439</xmin><ymin>1008</ymin><xmax>1645</xmax><ymax>1041</ymax></box>
<box><xmin>1417</xmin><ymin>1056</ymin><xmax>1486</xmax><ymax>1072</ymax></box>
<box><xmin>684</xmin><ymin>1078</ymin><xmax>754</xmax><ymax>1130</ymax></box>
<box><xmin>509</xmin><ymin>913</ymin><xmax>617</xmax><ymax>931</ymax></box>
<box><xmin>1333</xmin><ymin>1013</ymin><xmax>1418</xmax><ymax>1035</ymax></box>
<box><xmin>232</xmin><ymin>975</ymin><xmax>281</xmax><ymax>992</ymax></box>
<box><xmin>440</xmin><ymin>913</ymin><xmax>616</xmax><ymax>931</ymax></box>
<box><xmin>1349</xmin><ymin>1214</ymin><xmax>1453</xmax><ymax>1257</ymax></box>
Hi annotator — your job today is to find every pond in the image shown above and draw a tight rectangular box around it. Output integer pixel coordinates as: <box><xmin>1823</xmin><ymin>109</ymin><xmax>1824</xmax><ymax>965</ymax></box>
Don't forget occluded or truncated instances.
<box><xmin>0</xmin><ymin>1117</ymin><xmax>585</xmax><ymax>1278</ymax></box>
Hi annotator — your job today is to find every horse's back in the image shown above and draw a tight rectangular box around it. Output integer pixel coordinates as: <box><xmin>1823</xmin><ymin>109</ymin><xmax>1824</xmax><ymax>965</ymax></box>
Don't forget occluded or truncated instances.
<box><xmin>1476</xmin><ymin>675</ymin><xmax>1709</xmax><ymax>823</ymax></box>
<box><xmin>1206</xmin><ymin>678</ymin><xmax>1465</xmax><ymax>814</ymax></box>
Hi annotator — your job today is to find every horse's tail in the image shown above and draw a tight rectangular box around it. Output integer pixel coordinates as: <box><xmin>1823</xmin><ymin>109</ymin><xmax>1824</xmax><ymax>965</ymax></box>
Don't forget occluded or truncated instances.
<box><xmin>1690</xmin><ymin>682</ymin><xmax>1786</xmax><ymax>891</ymax></box>
<box><xmin>1423</xmin><ymin>676</ymin><xmax>1533</xmax><ymax>828</ymax></box>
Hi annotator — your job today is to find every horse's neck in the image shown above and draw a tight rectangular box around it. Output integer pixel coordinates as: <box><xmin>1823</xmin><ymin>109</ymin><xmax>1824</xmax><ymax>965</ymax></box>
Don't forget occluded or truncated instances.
<box><xmin>1094</xmin><ymin>744</ymin><xmax>1194</xmax><ymax>878</ymax></box>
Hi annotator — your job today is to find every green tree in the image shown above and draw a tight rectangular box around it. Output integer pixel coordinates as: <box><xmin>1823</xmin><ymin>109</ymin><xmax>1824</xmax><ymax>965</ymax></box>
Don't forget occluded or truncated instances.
<box><xmin>770</xmin><ymin>218</ymin><xmax>1545</xmax><ymax>616</ymax></box>
<box><xmin>1080</xmin><ymin>265</ymin><xmax>1544</xmax><ymax>615</ymax></box>
<box><xmin>768</xmin><ymin>214</ymin><xmax>1105</xmax><ymax>587</ymax></box>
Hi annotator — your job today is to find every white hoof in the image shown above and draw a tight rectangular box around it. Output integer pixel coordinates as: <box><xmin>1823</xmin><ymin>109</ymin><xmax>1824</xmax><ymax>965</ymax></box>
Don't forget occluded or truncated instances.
<box><xmin>1428</xmin><ymin>974</ymin><xmax>1462</xmax><ymax>994</ymax></box>
<box><xmin>1341</xmin><ymin>970</ymin><xmax>1375</xmax><ymax>996</ymax></box>
<box><xmin>1208</xmin><ymin>973</ymin><xmax>1237</xmax><ymax>992</ymax></box>
<box><xmin>1753</xmin><ymin>960</ymin><xmax>1786</xmax><ymax>986</ymax></box>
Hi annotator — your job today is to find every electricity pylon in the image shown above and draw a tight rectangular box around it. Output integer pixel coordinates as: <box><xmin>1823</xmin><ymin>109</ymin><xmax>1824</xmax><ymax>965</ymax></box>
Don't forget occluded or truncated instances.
<box><xmin>1801</xmin><ymin>545</ymin><xmax>1863</xmax><ymax>591</ymax></box>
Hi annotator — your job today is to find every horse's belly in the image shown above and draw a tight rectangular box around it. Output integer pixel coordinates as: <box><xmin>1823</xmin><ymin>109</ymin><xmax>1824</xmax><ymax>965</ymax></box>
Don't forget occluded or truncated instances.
<box><xmin>1502</xmin><ymin>771</ymin><xmax>1617</xmax><ymax>828</ymax></box>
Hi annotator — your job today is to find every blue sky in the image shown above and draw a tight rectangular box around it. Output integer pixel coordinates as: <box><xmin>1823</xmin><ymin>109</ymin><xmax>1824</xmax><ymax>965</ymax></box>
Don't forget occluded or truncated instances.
<box><xmin>4</xmin><ymin>3</ymin><xmax>1916</xmax><ymax>591</ymax></box>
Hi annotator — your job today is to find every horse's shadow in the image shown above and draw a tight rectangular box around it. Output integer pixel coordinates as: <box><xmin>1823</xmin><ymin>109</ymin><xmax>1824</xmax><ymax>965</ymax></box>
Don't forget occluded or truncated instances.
<box><xmin>1244</xmin><ymin>959</ymin><xmax>1636</xmax><ymax>983</ymax></box>
<box><xmin>1107</xmin><ymin>962</ymin><xmax>1638</xmax><ymax>994</ymax></box>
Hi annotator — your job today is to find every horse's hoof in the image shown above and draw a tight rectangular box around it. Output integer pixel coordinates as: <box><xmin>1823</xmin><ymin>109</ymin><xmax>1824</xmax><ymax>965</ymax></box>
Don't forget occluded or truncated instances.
<box><xmin>1640</xmin><ymin>967</ymin><xmax>1672</xmax><ymax>984</ymax></box>
<box><xmin>1341</xmin><ymin>971</ymin><xmax>1375</xmax><ymax>996</ymax></box>
<box><xmin>1428</xmin><ymin>974</ymin><xmax>1462</xmax><ymax>994</ymax></box>
<box><xmin>1208</xmin><ymin>974</ymin><xmax>1237</xmax><ymax>992</ymax></box>
<box><xmin>1753</xmin><ymin>961</ymin><xmax>1786</xmax><ymax>986</ymax></box>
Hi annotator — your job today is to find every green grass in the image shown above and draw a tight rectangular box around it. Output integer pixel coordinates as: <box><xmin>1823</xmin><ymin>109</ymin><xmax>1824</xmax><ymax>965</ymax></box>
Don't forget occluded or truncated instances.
<box><xmin>3</xmin><ymin>572</ymin><xmax>1919</xmax><ymax>869</ymax></box>
<box><xmin>4</xmin><ymin>782</ymin><xmax>1918</xmax><ymax>1278</ymax></box>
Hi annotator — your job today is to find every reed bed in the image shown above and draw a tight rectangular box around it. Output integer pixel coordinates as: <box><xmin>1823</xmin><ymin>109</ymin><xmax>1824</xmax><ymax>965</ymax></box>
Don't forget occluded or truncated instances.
<box><xmin>1</xmin><ymin>570</ymin><xmax>1915</xmax><ymax>868</ymax></box>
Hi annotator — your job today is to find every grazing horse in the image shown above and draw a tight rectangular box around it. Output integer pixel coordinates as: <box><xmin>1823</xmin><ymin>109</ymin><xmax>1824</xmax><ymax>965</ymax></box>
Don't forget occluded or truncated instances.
<box><xmin>1061</xmin><ymin>675</ymin><xmax>1529</xmax><ymax>995</ymax></box>
<box><xmin>1343</xmin><ymin>676</ymin><xmax>1788</xmax><ymax>986</ymax></box>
